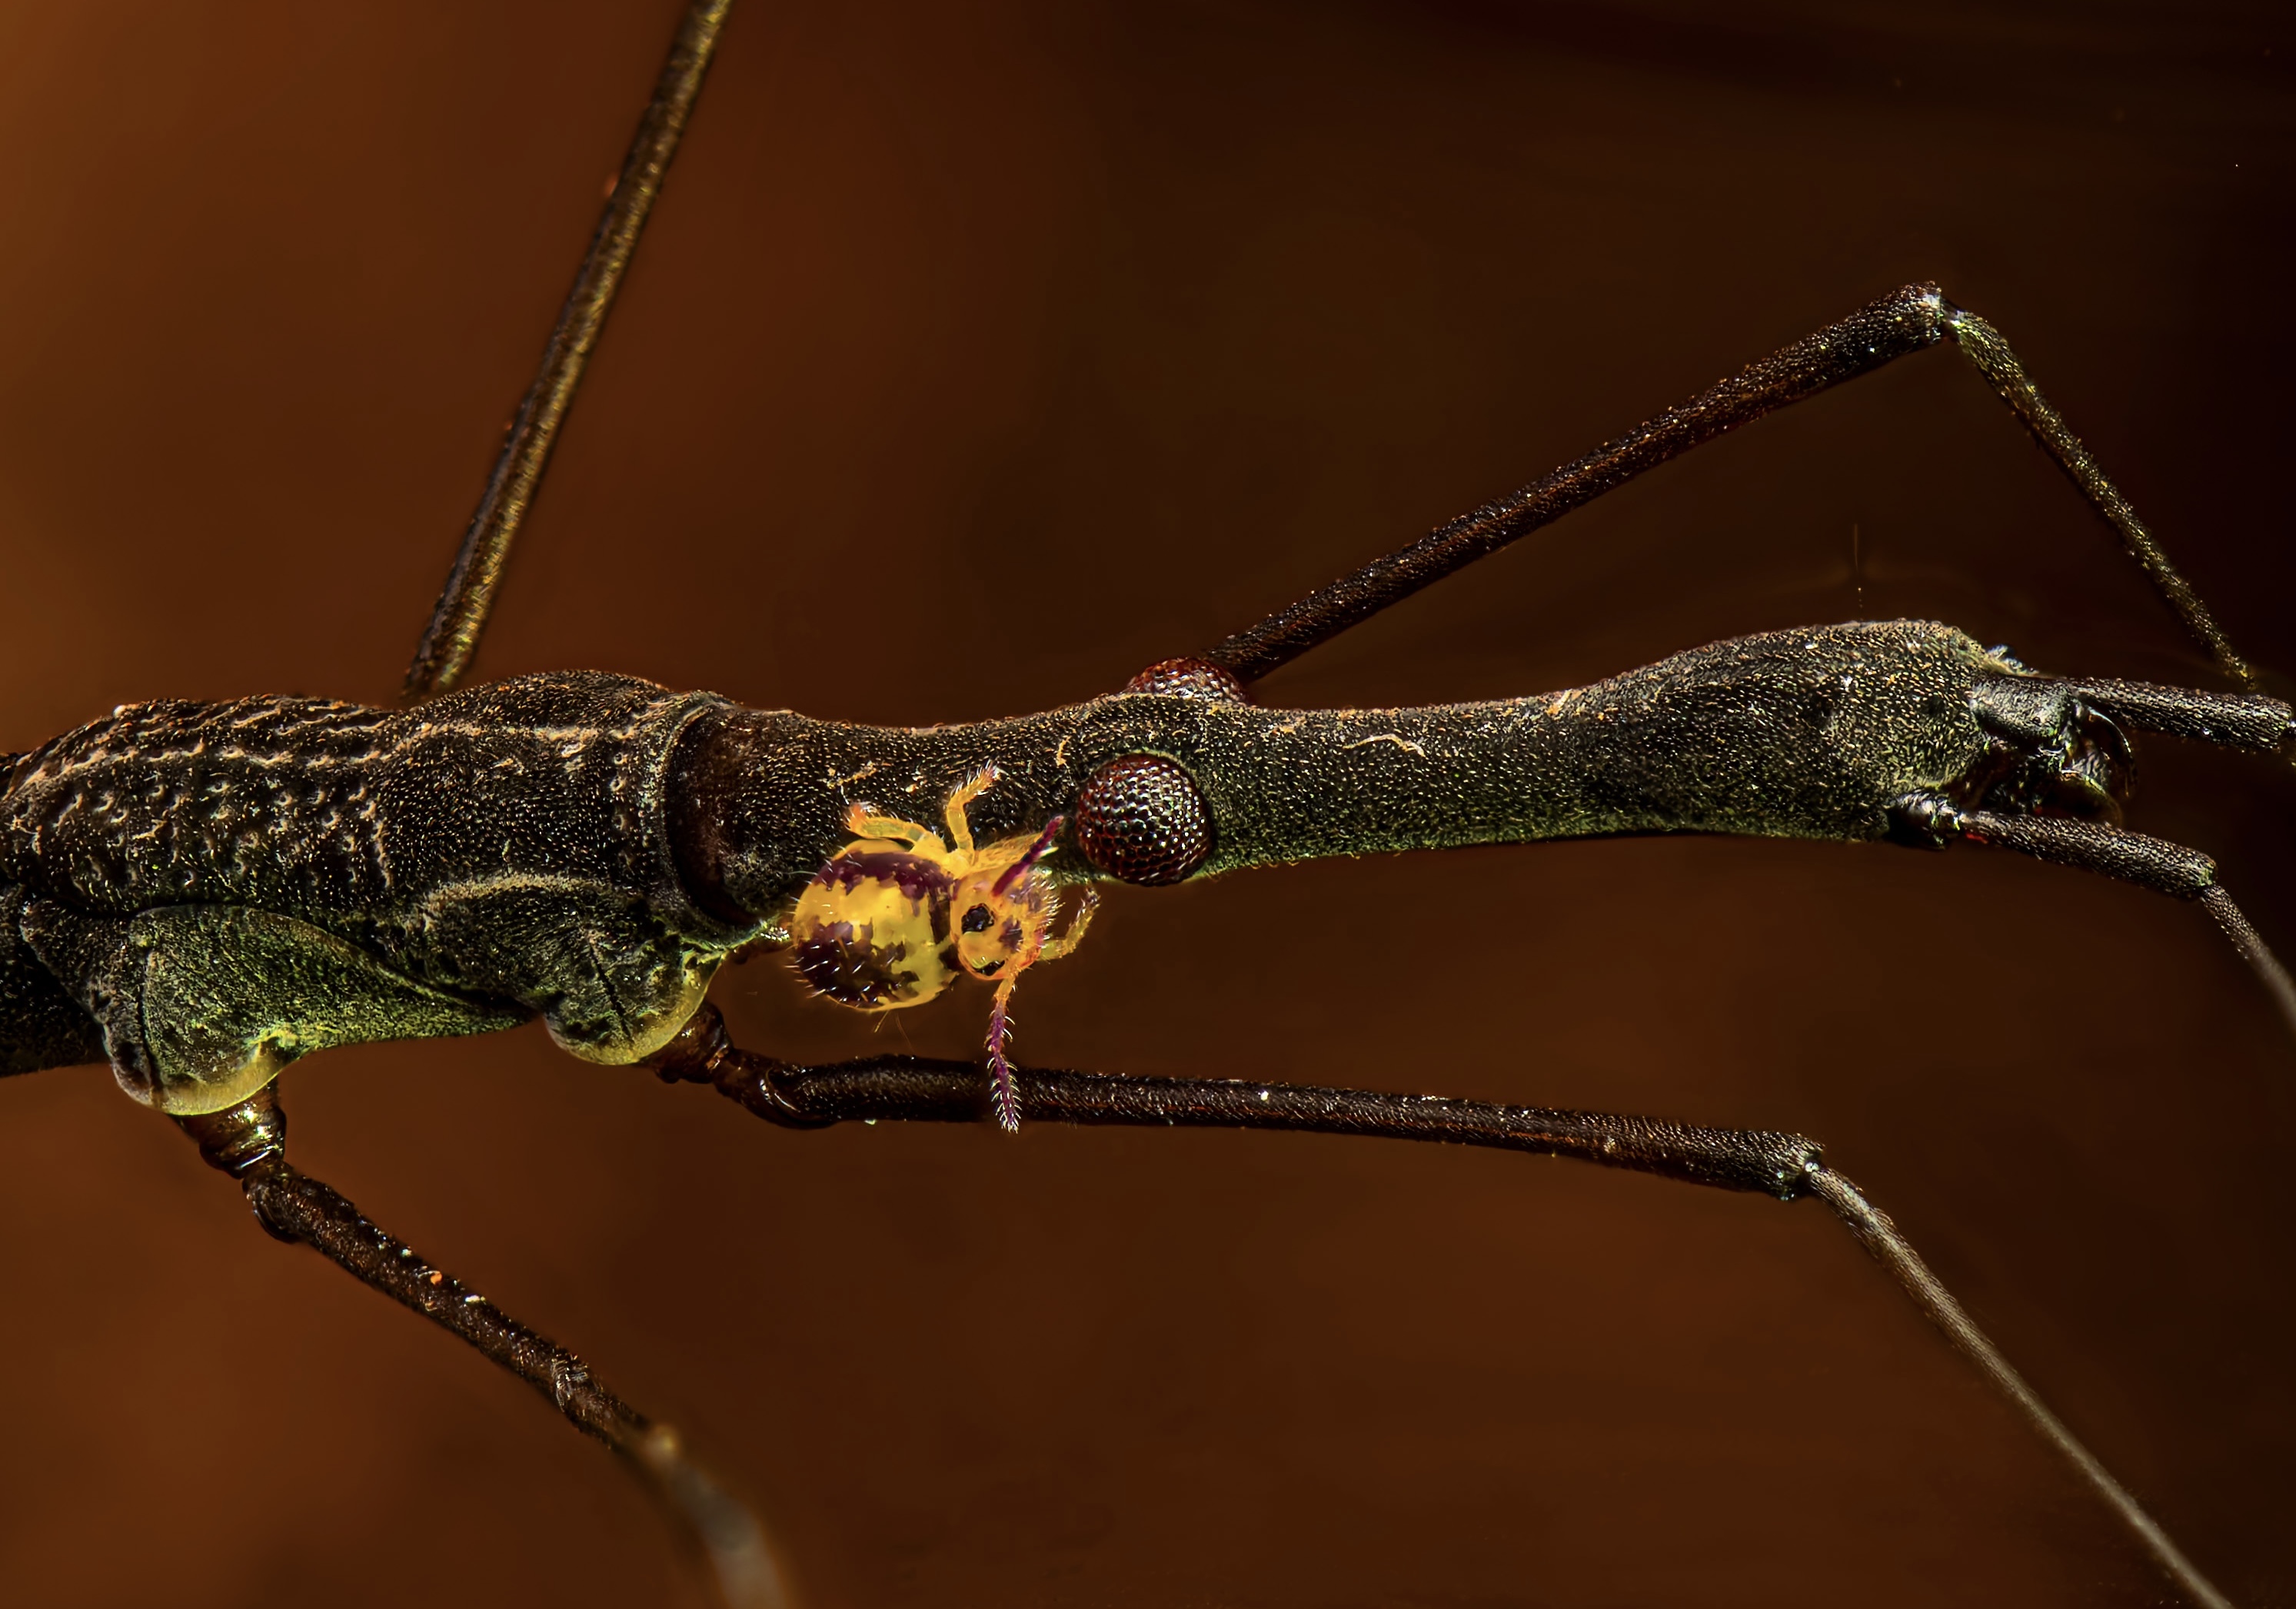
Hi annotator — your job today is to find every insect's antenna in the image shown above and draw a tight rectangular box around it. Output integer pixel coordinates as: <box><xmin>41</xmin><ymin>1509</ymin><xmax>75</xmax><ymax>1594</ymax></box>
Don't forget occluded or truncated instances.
<box><xmin>1904</xmin><ymin>794</ymin><xmax>2296</xmax><ymax>1043</ymax></box>
<box><xmin>983</xmin><ymin>924</ymin><xmax>1056</xmax><ymax>1134</ymax></box>
<box><xmin>984</xmin><ymin>976</ymin><xmax>1024</xmax><ymax>1134</ymax></box>
<box><xmin>404</xmin><ymin>0</ymin><xmax>733</xmax><ymax>700</ymax></box>
<box><xmin>991</xmin><ymin>815</ymin><xmax>1066</xmax><ymax>899</ymax></box>
<box><xmin>979</xmin><ymin>828</ymin><xmax>1066</xmax><ymax>1134</ymax></box>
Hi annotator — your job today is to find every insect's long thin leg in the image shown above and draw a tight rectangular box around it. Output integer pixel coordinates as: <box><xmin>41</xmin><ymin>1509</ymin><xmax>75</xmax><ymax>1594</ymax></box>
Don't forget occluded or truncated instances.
<box><xmin>1206</xmin><ymin>284</ymin><xmax>2255</xmax><ymax>690</ymax></box>
<box><xmin>650</xmin><ymin>1006</ymin><xmax>2232</xmax><ymax>1609</ymax></box>
<box><xmin>1942</xmin><ymin>309</ymin><xmax>2247</xmax><ymax>683</ymax></box>
<box><xmin>176</xmin><ymin>1087</ymin><xmax>790</xmax><ymax>1609</ymax></box>
<box><xmin>1898</xmin><ymin>793</ymin><xmax>2296</xmax><ymax>1043</ymax></box>
<box><xmin>1802</xmin><ymin>1167</ymin><xmax>2230</xmax><ymax>1609</ymax></box>
<box><xmin>404</xmin><ymin>0</ymin><xmax>734</xmax><ymax>701</ymax></box>
<box><xmin>2200</xmin><ymin>886</ymin><xmax>2296</xmax><ymax>1036</ymax></box>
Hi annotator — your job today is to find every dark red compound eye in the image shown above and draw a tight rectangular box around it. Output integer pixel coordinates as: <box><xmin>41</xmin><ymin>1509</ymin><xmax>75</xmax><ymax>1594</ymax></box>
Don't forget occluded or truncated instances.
<box><xmin>1122</xmin><ymin>657</ymin><xmax>1249</xmax><ymax>703</ymax></box>
<box><xmin>1073</xmin><ymin>754</ymin><xmax>1213</xmax><ymax>886</ymax></box>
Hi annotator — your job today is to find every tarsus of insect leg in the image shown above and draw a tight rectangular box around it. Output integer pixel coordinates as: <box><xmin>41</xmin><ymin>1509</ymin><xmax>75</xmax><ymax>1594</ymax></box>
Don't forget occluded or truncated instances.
<box><xmin>176</xmin><ymin>1086</ymin><xmax>792</xmax><ymax>1609</ymax></box>
<box><xmin>1942</xmin><ymin>305</ymin><xmax>2254</xmax><ymax>691</ymax></box>
<box><xmin>403</xmin><ymin>0</ymin><xmax>734</xmax><ymax>701</ymax></box>
<box><xmin>1915</xmin><ymin>797</ymin><xmax>2296</xmax><ymax>1045</ymax></box>
<box><xmin>645</xmin><ymin>1003</ymin><xmax>2232</xmax><ymax>1607</ymax></box>
<box><xmin>1203</xmin><ymin>283</ymin><xmax>2253</xmax><ymax>693</ymax></box>
<box><xmin>1804</xmin><ymin>1166</ymin><xmax>2234</xmax><ymax>1609</ymax></box>
<box><xmin>2200</xmin><ymin>886</ymin><xmax>2296</xmax><ymax>1042</ymax></box>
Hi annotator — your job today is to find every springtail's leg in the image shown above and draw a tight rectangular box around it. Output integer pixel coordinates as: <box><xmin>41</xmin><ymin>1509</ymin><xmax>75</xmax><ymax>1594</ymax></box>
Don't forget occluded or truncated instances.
<box><xmin>942</xmin><ymin>764</ymin><xmax>1000</xmax><ymax>854</ymax></box>
<box><xmin>177</xmin><ymin>1087</ymin><xmax>792</xmax><ymax>1609</ymax></box>
<box><xmin>845</xmin><ymin>806</ymin><xmax>942</xmax><ymax>849</ymax></box>
<box><xmin>1207</xmin><ymin>284</ymin><xmax>2258</xmax><ymax>692</ymax></box>
<box><xmin>650</xmin><ymin>1004</ymin><xmax>2233</xmax><ymax>1609</ymax></box>
<box><xmin>404</xmin><ymin>0</ymin><xmax>734</xmax><ymax>700</ymax></box>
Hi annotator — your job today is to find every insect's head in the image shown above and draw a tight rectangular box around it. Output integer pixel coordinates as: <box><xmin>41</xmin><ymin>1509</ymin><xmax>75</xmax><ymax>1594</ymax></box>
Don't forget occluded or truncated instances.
<box><xmin>1961</xmin><ymin>674</ymin><xmax>2135</xmax><ymax>825</ymax></box>
<box><xmin>953</xmin><ymin>815</ymin><xmax>1065</xmax><ymax>979</ymax></box>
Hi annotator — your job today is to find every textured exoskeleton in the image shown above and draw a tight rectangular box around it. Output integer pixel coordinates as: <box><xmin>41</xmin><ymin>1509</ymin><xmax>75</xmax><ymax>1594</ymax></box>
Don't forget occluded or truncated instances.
<box><xmin>0</xmin><ymin>674</ymin><xmax>753</xmax><ymax>1114</ymax></box>
<box><xmin>5</xmin><ymin>620</ymin><xmax>2271</xmax><ymax>1118</ymax></box>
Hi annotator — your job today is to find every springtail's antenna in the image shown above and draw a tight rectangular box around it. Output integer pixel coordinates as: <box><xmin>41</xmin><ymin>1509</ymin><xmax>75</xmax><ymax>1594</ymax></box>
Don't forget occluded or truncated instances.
<box><xmin>991</xmin><ymin>814</ymin><xmax>1066</xmax><ymax>899</ymax></box>
<box><xmin>984</xmin><ymin>976</ymin><xmax>1027</xmax><ymax>1134</ymax></box>
<box><xmin>980</xmin><ymin>815</ymin><xmax>1070</xmax><ymax>1131</ymax></box>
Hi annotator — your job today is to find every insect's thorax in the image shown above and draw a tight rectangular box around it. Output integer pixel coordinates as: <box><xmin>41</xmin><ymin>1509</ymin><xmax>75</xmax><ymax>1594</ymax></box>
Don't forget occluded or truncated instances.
<box><xmin>0</xmin><ymin>672</ymin><xmax>760</xmax><ymax>1113</ymax></box>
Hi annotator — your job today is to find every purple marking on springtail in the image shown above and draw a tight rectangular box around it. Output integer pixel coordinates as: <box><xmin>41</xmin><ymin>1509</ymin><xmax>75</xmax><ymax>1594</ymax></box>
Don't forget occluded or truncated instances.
<box><xmin>985</xmin><ymin>994</ymin><xmax>1022</xmax><ymax>1133</ymax></box>
<box><xmin>991</xmin><ymin>814</ymin><xmax>1066</xmax><ymax>899</ymax></box>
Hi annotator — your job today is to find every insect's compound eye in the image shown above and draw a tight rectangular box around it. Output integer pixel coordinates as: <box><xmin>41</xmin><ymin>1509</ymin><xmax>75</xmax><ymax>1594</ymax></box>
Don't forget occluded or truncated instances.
<box><xmin>1120</xmin><ymin>656</ymin><xmax>1249</xmax><ymax>697</ymax></box>
<box><xmin>961</xmin><ymin>903</ymin><xmax>994</xmax><ymax>934</ymax></box>
<box><xmin>1073</xmin><ymin>754</ymin><xmax>1213</xmax><ymax>886</ymax></box>
<box><xmin>1123</xmin><ymin>657</ymin><xmax>1250</xmax><ymax>703</ymax></box>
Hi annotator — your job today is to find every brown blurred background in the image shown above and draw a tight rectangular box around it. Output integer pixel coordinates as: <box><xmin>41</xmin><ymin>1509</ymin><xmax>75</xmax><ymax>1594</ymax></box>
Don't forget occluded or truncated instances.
<box><xmin>0</xmin><ymin>1</ymin><xmax>2291</xmax><ymax>1604</ymax></box>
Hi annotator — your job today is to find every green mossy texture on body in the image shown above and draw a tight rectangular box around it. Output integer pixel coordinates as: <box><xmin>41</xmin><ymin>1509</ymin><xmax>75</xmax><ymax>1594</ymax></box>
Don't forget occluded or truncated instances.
<box><xmin>692</xmin><ymin>622</ymin><xmax>2007</xmax><ymax>919</ymax></box>
<box><xmin>0</xmin><ymin>673</ymin><xmax>757</xmax><ymax>1112</ymax></box>
<box><xmin>0</xmin><ymin>623</ymin><xmax>2013</xmax><ymax>1111</ymax></box>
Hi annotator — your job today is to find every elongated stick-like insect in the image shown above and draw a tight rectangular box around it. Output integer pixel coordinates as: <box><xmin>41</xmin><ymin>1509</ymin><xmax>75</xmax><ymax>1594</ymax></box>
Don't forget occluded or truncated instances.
<box><xmin>5</xmin><ymin>4</ymin><xmax>2291</xmax><ymax>1604</ymax></box>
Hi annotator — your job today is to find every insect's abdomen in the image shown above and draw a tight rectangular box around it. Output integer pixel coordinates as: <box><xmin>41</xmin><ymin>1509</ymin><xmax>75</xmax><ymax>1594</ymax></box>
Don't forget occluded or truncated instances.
<box><xmin>0</xmin><ymin>885</ymin><xmax>106</xmax><ymax>1075</ymax></box>
<box><xmin>789</xmin><ymin>850</ymin><xmax>956</xmax><ymax>1009</ymax></box>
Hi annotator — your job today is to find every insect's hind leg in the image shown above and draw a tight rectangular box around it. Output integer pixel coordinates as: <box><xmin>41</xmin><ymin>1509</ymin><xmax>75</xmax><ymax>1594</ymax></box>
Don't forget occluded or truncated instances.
<box><xmin>651</xmin><ymin>1006</ymin><xmax>2233</xmax><ymax>1609</ymax></box>
<box><xmin>177</xmin><ymin>1086</ymin><xmax>792</xmax><ymax>1609</ymax></box>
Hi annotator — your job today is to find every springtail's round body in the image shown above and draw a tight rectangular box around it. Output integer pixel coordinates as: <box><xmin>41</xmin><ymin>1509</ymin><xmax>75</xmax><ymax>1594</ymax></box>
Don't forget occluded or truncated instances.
<box><xmin>787</xmin><ymin>766</ymin><xmax>1097</xmax><ymax>1128</ymax></box>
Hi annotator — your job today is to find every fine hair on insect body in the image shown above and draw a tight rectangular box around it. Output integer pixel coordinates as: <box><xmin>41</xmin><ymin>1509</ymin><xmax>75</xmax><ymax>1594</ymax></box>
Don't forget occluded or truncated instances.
<box><xmin>788</xmin><ymin>764</ymin><xmax>1098</xmax><ymax>1128</ymax></box>
<box><xmin>2</xmin><ymin>5</ymin><xmax>2291</xmax><ymax>1608</ymax></box>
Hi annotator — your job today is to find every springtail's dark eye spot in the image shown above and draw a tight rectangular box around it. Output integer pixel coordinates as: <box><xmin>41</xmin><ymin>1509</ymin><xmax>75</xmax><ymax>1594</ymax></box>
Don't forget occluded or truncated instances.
<box><xmin>1074</xmin><ymin>754</ymin><xmax>1213</xmax><ymax>885</ymax></box>
<box><xmin>974</xmin><ymin>958</ymin><xmax>1004</xmax><ymax>976</ymax></box>
<box><xmin>961</xmin><ymin>903</ymin><xmax>993</xmax><ymax>934</ymax></box>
